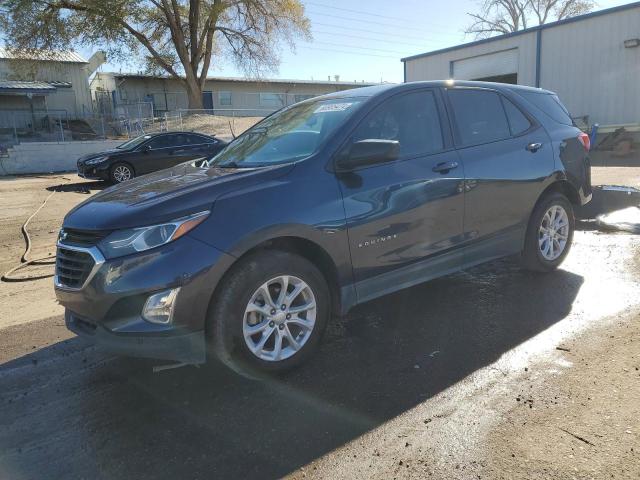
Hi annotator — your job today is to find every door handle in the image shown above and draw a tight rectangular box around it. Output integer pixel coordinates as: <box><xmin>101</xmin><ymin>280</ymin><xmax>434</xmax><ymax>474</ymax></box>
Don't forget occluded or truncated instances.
<box><xmin>526</xmin><ymin>142</ymin><xmax>543</xmax><ymax>153</ymax></box>
<box><xmin>432</xmin><ymin>161</ymin><xmax>459</xmax><ymax>174</ymax></box>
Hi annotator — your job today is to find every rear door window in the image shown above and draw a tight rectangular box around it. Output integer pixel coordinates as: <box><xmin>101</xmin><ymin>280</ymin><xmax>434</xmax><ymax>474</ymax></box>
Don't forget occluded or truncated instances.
<box><xmin>502</xmin><ymin>97</ymin><xmax>532</xmax><ymax>135</ymax></box>
<box><xmin>352</xmin><ymin>90</ymin><xmax>444</xmax><ymax>158</ymax></box>
<box><xmin>172</xmin><ymin>134</ymin><xmax>189</xmax><ymax>146</ymax></box>
<box><xmin>190</xmin><ymin>134</ymin><xmax>215</xmax><ymax>144</ymax></box>
<box><xmin>148</xmin><ymin>135</ymin><xmax>174</xmax><ymax>149</ymax></box>
<box><xmin>448</xmin><ymin>89</ymin><xmax>510</xmax><ymax>146</ymax></box>
<box><xmin>517</xmin><ymin>91</ymin><xmax>573</xmax><ymax>125</ymax></box>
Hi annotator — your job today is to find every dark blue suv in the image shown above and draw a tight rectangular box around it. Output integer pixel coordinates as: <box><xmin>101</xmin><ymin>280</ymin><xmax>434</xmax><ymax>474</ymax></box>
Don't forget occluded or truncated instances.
<box><xmin>55</xmin><ymin>81</ymin><xmax>592</xmax><ymax>374</ymax></box>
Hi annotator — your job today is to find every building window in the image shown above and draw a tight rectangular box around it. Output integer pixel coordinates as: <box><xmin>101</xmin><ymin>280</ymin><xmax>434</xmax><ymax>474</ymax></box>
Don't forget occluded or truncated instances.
<box><xmin>218</xmin><ymin>91</ymin><xmax>232</xmax><ymax>106</ymax></box>
<box><xmin>259</xmin><ymin>93</ymin><xmax>285</xmax><ymax>108</ymax></box>
<box><xmin>294</xmin><ymin>94</ymin><xmax>314</xmax><ymax>103</ymax></box>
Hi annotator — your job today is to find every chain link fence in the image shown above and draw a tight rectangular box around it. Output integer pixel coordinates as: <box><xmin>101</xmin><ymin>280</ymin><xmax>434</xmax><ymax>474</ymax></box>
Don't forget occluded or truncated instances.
<box><xmin>0</xmin><ymin>103</ymin><xmax>273</xmax><ymax>147</ymax></box>
<box><xmin>0</xmin><ymin>90</ymin><xmax>329</xmax><ymax>147</ymax></box>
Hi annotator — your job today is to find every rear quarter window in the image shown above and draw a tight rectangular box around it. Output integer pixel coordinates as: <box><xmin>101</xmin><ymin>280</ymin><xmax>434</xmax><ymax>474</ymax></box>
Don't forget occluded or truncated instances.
<box><xmin>501</xmin><ymin>97</ymin><xmax>532</xmax><ymax>135</ymax></box>
<box><xmin>517</xmin><ymin>91</ymin><xmax>573</xmax><ymax>126</ymax></box>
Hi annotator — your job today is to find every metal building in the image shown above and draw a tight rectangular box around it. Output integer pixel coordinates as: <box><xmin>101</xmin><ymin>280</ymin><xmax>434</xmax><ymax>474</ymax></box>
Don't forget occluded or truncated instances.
<box><xmin>90</xmin><ymin>72</ymin><xmax>374</xmax><ymax>117</ymax></box>
<box><xmin>0</xmin><ymin>49</ymin><xmax>104</xmax><ymax>118</ymax></box>
<box><xmin>401</xmin><ymin>2</ymin><xmax>640</xmax><ymax>127</ymax></box>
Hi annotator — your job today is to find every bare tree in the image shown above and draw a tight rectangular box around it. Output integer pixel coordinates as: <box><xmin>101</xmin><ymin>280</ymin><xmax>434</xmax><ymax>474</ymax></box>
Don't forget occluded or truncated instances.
<box><xmin>466</xmin><ymin>0</ymin><xmax>594</xmax><ymax>38</ymax></box>
<box><xmin>467</xmin><ymin>0</ymin><xmax>530</xmax><ymax>38</ymax></box>
<box><xmin>529</xmin><ymin>0</ymin><xmax>595</xmax><ymax>24</ymax></box>
<box><xmin>0</xmin><ymin>0</ymin><xmax>311</xmax><ymax>108</ymax></box>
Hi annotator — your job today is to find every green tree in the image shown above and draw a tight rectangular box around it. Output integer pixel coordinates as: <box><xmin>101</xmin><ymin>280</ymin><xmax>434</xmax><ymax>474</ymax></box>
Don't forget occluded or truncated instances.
<box><xmin>0</xmin><ymin>0</ymin><xmax>311</xmax><ymax>108</ymax></box>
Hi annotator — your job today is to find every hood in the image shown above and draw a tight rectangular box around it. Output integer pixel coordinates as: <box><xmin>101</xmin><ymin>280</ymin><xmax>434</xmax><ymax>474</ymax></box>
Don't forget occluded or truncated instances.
<box><xmin>64</xmin><ymin>162</ymin><xmax>294</xmax><ymax>230</ymax></box>
<box><xmin>77</xmin><ymin>149</ymin><xmax>123</xmax><ymax>163</ymax></box>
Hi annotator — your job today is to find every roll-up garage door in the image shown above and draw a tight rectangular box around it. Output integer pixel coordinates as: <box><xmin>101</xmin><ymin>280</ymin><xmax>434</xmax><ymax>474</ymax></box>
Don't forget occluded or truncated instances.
<box><xmin>453</xmin><ymin>48</ymin><xmax>518</xmax><ymax>80</ymax></box>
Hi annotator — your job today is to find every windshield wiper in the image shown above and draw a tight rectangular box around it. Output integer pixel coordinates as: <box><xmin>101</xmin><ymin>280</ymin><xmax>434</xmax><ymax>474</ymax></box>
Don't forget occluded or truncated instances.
<box><xmin>215</xmin><ymin>161</ymin><xmax>241</xmax><ymax>168</ymax></box>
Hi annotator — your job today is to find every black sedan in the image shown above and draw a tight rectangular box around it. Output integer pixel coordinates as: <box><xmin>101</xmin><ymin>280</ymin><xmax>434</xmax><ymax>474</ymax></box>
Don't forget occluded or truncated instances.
<box><xmin>77</xmin><ymin>132</ymin><xmax>227</xmax><ymax>183</ymax></box>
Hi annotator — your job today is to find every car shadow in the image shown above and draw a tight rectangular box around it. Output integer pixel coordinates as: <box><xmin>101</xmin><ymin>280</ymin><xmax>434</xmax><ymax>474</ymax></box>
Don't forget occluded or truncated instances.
<box><xmin>0</xmin><ymin>256</ymin><xmax>584</xmax><ymax>479</ymax></box>
<box><xmin>0</xmin><ymin>259</ymin><xmax>583</xmax><ymax>479</ymax></box>
<box><xmin>46</xmin><ymin>180</ymin><xmax>108</xmax><ymax>194</ymax></box>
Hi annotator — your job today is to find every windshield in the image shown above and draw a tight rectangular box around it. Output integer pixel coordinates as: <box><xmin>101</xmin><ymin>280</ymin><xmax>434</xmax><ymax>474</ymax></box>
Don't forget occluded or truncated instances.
<box><xmin>117</xmin><ymin>135</ymin><xmax>152</xmax><ymax>150</ymax></box>
<box><xmin>208</xmin><ymin>97</ymin><xmax>366</xmax><ymax>168</ymax></box>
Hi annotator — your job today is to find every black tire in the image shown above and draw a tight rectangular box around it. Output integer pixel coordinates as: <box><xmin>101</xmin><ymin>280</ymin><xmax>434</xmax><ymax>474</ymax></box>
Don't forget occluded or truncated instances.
<box><xmin>521</xmin><ymin>192</ymin><xmax>575</xmax><ymax>272</ymax></box>
<box><xmin>109</xmin><ymin>162</ymin><xmax>135</xmax><ymax>183</ymax></box>
<box><xmin>207</xmin><ymin>250</ymin><xmax>330</xmax><ymax>377</ymax></box>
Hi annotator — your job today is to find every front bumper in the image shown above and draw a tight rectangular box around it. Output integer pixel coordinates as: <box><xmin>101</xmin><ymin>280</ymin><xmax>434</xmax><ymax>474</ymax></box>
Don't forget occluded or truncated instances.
<box><xmin>66</xmin><ymin>309</ymin><xmax>206</xmax><ymax>363</ymax></box>
<box><xmin>77</xmin><ymin>164</ymin><xmax>109</xmax><ymax>180</ymax></box>
<box><xmin>55</xmin><ymin>234</ymin><xmax>235</xmax><ymax>364</ymax></box>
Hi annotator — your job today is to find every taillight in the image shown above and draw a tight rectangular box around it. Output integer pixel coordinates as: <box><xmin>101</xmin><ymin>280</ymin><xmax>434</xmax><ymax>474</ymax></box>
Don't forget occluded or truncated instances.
<box><xmin>577</xmin><ymin>132</ymin><xmax>590</xmax><ymax>152</ymax></box>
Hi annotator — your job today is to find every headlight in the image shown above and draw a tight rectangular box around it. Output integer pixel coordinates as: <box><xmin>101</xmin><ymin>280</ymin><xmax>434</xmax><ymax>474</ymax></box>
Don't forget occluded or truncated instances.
<box><xmin>99</xmin><ymin>211</ymin><xmax>210</xmax><ymax>258</ymax></box>
<box><xmin>85</xmin><ymin>156</ymin><xmax>109</xmax><ymax>165</ymax></box>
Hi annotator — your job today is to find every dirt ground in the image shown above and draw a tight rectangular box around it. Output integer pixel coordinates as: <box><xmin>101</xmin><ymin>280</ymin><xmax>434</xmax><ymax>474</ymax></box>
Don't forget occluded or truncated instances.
<box><xmin>484</xmin><ymin>316</ymin><xmax>639</xmax><ymax>479</ymax></box>
<box><xmin>0</xmin><ymin>175</ymin><xmax>102</xmax><ymax>330</ymax></box>
<box><xmin>286</xmin><ymin>316</ymin><xmax>640</xmax><ymax>480</ymax></box>
<box><xmin>0</xmin><ymin>171</ymin><xmax>639</xmax><ymax>479</ymax></box>
<box><xmin>178</xmin><ymin>113</ymin><xmax>263</xmax><ymax>139</ymax></box>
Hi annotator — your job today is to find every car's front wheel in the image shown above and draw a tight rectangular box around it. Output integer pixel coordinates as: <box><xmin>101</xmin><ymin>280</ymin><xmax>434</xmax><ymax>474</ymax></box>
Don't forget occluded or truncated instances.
<box><xmin>207</xmin><ymin>250</ymin><xmax>330</xmax><ymax>376</ymax></box>
<box><xmin>110</xmin><ymin>162</ymin><xmax>134</xmax><ymax>183</ymax></box>
<box><xmin>522</xmin><ymin>192</ymin><xmax>575</xmax><ymax>272</ymax></box>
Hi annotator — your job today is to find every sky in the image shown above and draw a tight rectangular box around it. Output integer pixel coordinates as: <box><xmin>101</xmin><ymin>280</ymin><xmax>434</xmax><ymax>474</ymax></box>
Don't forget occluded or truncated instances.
<box><xmin>86</xmin><ymin>0</ymin><xmax>631</xmax><ymax>84</ymax></box>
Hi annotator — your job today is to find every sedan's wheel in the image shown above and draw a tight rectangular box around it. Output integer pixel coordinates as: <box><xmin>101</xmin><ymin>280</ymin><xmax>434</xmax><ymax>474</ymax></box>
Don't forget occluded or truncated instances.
<box><xmin>243</xmin><ymin>275</ymin><xmax>317</xmax><ymax>362</ymax></box>
<box><xmin>207</xmin><ymin>250</ymin><xmax>330</xmax><ymax>377</ymax></box>
<box><xmin>110</xmin><ymin>163</ymin><xmax>134</xmax><ymax>183</ymax></box>
<box><xmin>522</xmin><ymin>192</ymin><xmax>574</xmax><ymax>272</ymax></box>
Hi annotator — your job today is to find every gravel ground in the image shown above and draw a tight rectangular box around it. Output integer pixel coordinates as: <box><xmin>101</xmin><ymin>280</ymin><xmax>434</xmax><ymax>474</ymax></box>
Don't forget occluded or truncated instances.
<box><xmin>0</xmin><ymin>172</ymin><xmax>639</xmax><ymax>480</ymax></box>
<box><xmin>591</xmin><ymin>166</ymin><xmax>640</xmax><ymax>189</ymax></box>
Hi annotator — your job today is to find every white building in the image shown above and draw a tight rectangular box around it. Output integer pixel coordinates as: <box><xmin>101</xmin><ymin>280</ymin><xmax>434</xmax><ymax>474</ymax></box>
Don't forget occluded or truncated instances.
<box><xmin>402</xmin><ymin>2</ymin><xmax>640</xmax><ymax>127</ymax></box>
<box><xmin>0</xmin><ymin>49</ymin><xmax>104</xmax><ymax>121</ymax></box>
<box><xmin>90</xmin><ymin>72</ymin><xmax>374</xmax><ymax>117</ymax></box>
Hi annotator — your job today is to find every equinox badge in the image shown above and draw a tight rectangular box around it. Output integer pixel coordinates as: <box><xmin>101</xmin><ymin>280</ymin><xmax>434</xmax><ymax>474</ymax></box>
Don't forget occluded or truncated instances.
<box><xmin>358</xmin><ymin>234</ymin><xmax>398</xmax><ymax>248</ymax></box>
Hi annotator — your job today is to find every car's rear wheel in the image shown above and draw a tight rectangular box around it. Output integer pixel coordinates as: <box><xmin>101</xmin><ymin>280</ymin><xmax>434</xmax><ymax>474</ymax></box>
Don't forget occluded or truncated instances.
<box><xmin>110</xmin><ymin>163</ymin><xmax>134</xmax><ymax>183</ymax></box>
<box><xmin>522</xmin><ymin>192</ymin><xmax>574</xmax><ymax>272</ymax></box>
<box><xmin>207</xmin><ymin>250</ymin><xmax>330</xmax><ymax>377</ymax></box>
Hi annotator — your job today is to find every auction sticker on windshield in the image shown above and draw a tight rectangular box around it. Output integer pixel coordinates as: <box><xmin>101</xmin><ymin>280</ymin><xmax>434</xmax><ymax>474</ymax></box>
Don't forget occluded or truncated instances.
<box><xmin>314</xmin><ymin>102</ymin><xmax>354</xmax><ymax>113</ymax></box>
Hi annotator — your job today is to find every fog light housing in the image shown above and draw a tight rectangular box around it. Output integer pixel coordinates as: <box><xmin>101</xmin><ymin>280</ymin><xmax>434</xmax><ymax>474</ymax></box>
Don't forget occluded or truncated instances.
<box><xmin>142</xmin><ymin>288</ymin><xmax>180</xmax><ymax>324</ymax></box>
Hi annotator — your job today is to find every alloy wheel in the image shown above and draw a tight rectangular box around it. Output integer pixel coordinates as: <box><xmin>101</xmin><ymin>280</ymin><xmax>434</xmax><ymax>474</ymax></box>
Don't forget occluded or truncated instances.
<box><xmin>242</xmin><ymin>275</ymin><xmax>317</xmax><ymax>362</ymax></box>
<box><xmin>538</xmin><ymin>204</ymin><xmax>569</xmax><ymax>261</ymax></box>
<box><xmin>113</xmin><ymin>165</ymin><xmax>132</xmax><ymax>182</ymax></box>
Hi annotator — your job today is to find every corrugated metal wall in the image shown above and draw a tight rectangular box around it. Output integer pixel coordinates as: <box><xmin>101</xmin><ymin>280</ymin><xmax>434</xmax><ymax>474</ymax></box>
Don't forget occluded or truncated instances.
<box><xmin>539</xmin><ymin>7</ymin><xmax>640</xmax><ymax>125</ymax></box>
<box><xmin>405</xmin><ymin>32</ymin><xmax>537</xmax><ymax>85</ymax></box>
<box><xmin>403</xmin><ymin>5</ymin><xmax>640</xmax><ymax>126</ymax></box>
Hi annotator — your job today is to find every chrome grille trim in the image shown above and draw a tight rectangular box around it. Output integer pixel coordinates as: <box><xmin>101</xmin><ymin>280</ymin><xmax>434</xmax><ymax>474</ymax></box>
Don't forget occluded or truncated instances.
<box><xmin>54</xmin><ymin>242</ymin><xmax>105</xmax><ymax>291</ymax></box>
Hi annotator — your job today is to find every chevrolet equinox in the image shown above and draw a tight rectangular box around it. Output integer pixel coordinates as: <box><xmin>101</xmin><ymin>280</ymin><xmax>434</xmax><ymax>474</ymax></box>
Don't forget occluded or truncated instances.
<box><xmin>55</xmin><ymin>81</ymin><xmax>592</xmax><ymax>374</ymax></box>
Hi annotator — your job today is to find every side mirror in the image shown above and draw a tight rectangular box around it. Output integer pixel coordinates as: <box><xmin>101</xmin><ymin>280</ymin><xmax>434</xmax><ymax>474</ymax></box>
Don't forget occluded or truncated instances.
<box><xmin>335</xmin><ymin>139</ymin><xmax>400</xmax><ymax>172</ymax></box>
<box><xmin>142</xmin><ymin>144</ymin><xmax>152</xmax><ymax>153</ymax></box>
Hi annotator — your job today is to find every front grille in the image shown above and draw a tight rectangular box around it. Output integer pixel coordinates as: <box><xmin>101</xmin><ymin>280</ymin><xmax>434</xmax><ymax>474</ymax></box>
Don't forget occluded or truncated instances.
<box><xmin>55</xmin><ymin>247</ymin><xmax>95</xmax><ymax>289</ymax></box>
<box><xmin>60</xmin><ymin>228</ymin><xmax>110</xmax><ymax>247</ymax></box>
